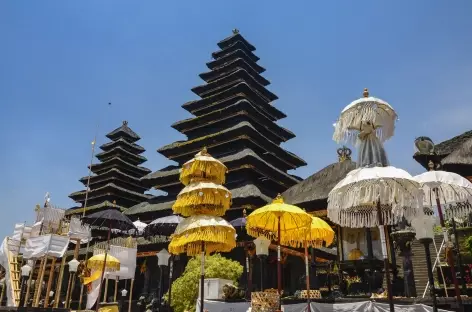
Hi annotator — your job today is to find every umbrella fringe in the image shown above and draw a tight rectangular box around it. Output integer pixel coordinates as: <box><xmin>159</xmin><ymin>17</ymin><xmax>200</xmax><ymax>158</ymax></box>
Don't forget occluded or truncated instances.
<box><xmin>169</xmin><ymin>227</ymin><xmax>236</xmax><ymax>256</ymax></box>
<box><xmin>180</xmin><ymin>159</ymin><xmax>227</xmax><ymax>186</ymax></box>
<box><xmin>173</xmin><ymin>188</ymin><xmax>231</xmax><ymax>217</ymax></box>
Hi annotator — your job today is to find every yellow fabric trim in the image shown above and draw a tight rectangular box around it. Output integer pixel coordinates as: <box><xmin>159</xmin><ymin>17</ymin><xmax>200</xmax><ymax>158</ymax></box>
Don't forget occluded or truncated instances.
<box><xmin>87</xmin><ymin>254</ymin><xmax>121</xmax><ymax>272</ymax></box>
<box><xmin>172</xmin><ymin>188</ymin><xmax>231</xmax><ymax>217</ymax></box>
<box><xmin>169</xmin><ymin>226</ymin><xmax>236</xmax><ymax>256</ymax></box>
<box><xmin>180</xmin><ymin>159</ymin><xmax>227</xmax><ymax>186</ymax></box>
<box><xmin>83</xmin><ymin>270</ymin><xmax>102</xmax><ymax>285</ymax></box>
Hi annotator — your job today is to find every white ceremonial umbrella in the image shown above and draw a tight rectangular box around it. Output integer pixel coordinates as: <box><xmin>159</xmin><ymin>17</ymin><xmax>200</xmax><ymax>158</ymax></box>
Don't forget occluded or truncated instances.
<box><xmin>328</xmin><ymin>166</ymin><xmax>424</xmax><ymax>228</ymax></box>
<box><xmin>414</xmin><ymin>169</ymin><xmax>472</xmax><ymax>304</ymax></box>
<box><xmin>328</xmin><ymin>165</ymin><xmax>423</xmax><ymax>312</ymax></box>
<box><xmin>414</xmin><ymin>170</ymin><xmax>472</xmax><ymax>220</ymax></box>
<box><xmin>132</xmin><ymin>219</ymin><xmax>147</xmax><ymax>235</ymax></box>
<box><xmin>333</xmin><ymin>88</ymin><xmax>398</xmax><ymax>144</ymax></box>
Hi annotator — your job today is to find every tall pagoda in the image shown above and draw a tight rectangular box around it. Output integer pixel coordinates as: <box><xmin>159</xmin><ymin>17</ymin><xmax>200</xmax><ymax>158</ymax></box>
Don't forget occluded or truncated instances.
<box><xmin>67</xmin><ymin>121</ymin><xmax>152</xmax><ymax>216</ymax></box>
<box><xmin>126</xmin><ymin>30</ymin><xmax>306</xmax><ymax>221</ymax></box>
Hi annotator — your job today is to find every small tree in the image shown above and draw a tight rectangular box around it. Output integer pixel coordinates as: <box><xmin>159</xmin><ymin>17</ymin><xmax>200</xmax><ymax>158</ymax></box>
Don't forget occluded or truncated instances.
<box><xmin>166</xmin><ymin>254</ymin><xmax>243</xmax><ymax>312</ymax></box>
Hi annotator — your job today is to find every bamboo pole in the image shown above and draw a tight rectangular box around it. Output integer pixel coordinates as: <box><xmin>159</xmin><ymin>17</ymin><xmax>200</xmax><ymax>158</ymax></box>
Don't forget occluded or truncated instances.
<box><xmin>114</xmin><ymin>276</ymin><xmax>119</xmax><ymax>302</ymax></box>
<box><xmin>24</xmin><ymin>259</ymin><xmax>36</xmax><ymax>307</ymax></box>
<box><xmin>103</xmin><ymin>276</ymin><xmax>109</xmax><ymax>302</ymax></box>
<box><xmin>128</xmin><ymin>279</ymin><xmax>134</xmax><ymax>312</ymax></box>
<box><xmin>53</xmin><ymin>256</ymin><xmax>66</xmax><ymax>308</ymax></box>
<box><xmin>33</xmin><ymin>256</ymin><xmax>48</xmax><ymax>307</ymax></box>
<box><xmin>44</xmin><ymin>257</ymin><xmax>57</xmax><ymax>307</ymax></box>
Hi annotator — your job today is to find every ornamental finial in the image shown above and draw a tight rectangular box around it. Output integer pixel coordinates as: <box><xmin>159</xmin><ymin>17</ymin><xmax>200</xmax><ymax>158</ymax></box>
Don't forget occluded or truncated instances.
<box><xmin>337</xmin><ymin>146</ymin><xmax>352</xmax><ymax>162</ymax></box>
<box><xmin>123</xmin><ymin>121</ymin><xmax>128</xmax><ymax>126</ymax></box>
<box><xmin>363</xmin><ymin>88</ymin><xmax>369</xmax><ymax>98</ymax></box>
<box><xmin>200</xmin><ymin>146</ymin><xmax>209</xmax><ymax>156</ymax></box>
<box><xmin>232</xmin><ymin>28</ymin><xmax>239</xmax><ymax>34</ymax></box>
<box><xmin>243</xmin><ymin>209</ymin><xmax>247</xmax><ymax>218</ymax></box>
<box><xmin>273</xmin><ymin>194</ymin><xmax>284</xmax><ymax>204</ymax></box>
<box><xmin>428</xmin><ymin>160</ymin><xmax>435</xmax><ymax>171</ymax></box>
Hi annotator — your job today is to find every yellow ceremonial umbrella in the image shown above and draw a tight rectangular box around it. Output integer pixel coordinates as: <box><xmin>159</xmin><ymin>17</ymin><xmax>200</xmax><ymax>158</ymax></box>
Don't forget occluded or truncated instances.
<box><xmin>83</xmin><ymin>254</ymin><xmax>121</xmax><ymax>285</ymax></box>
<box><xmin>169</xmin><ymin>215</ymin><xmax>236</xmax><ymax>256</ymax></box>
<box><xmin>180</xmin><ymin>147</ymin><xmax>228</xmax><ymax>185</ymax></box>
<box><xmin>284</xmin><ymin>216</ymin><xmax>334</xmax><ymax>308</ymax></box>
<box><xmin>87</xmin><ymin>254</ymin><xmax>121</xmax><ymax>271</ymax></box>
<box><xmin>246</xmin><ymin>194</ymin><xmax>312</xmax><ymax>300</ymax></box>
<box><xmin>172</xmin><ymin>182</ymin><xmax>231</xmax><ymax>217</ymax></box>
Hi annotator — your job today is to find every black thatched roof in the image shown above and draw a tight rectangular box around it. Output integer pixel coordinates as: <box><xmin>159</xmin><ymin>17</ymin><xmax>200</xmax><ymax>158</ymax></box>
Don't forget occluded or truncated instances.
<box><xmin>212</xmin><ymin>42</ymin><xmax>260</xmax><ymax>63</ymax></box>
<box><xmin>124</xmin><ymin>197</ymin><xmax>174</xmax><ymax>216</ymax></box>
<box><xmin>69</xmin><ymin>183</ymin><xmax>152</xmax><ymax>205</ymax></box>
<box><xmin>182</xmin><ymin>83</ymin><xmax>286</xmax><ymax>121</ymax></box>
<box><xmin>217</xmin><ymin>31</ymin><xmax>256</xmax><ymax>51</ymax></box>
<box><xmin>172</xmin><ymin>99</ymin><xmax>295</xmax><ymax>143</ymax></box>
<box><xmin>65</xmin><ymin>200</ymin><xmax>126</xmax><ymax>216</ymax></box>
<box><xmin>434</xmin><ymin>130</ymin><xmax>472</xmax><ymax>156</ymax></box>
<box><xmin>158</xmin><ymin>121</ymin><xmax>306</xmax><ymax>170</ymax></box>
<box><xmin>191</xmin><ymin>69</ymin><xmax>278</xmax><ymax>102</ymax></box>
<box><xmin>90</xmin><ymin>157</ymin><xmax>151</xmax><ymax>177</ymax></box>
<box><xmin>442</xmin><ymin>137</ymin><xmax>472</xmax><ymax>165</ymax></box>
<box><xmin>96</xmin><ymin>146</ymin><xmax>147</xmax><ymax>165</ymax></box>
<box><xmin>106</xmin><ymin>121</ymin><xmax>141</xmax><ymax>142</ymax></box>
<box><xmin>100</xmin><ymin>138</ymin><xmax>145</xmax><ymax>153</ymax></box>
<box><xmin>282</xmin><ymin>159</ymin><xmax>356</xmax><ymax>208</ymax></box>
<box><xmin>199</xmin><ymin>58</ymin><xmax>267</xmax><ymax>85</ymax></box>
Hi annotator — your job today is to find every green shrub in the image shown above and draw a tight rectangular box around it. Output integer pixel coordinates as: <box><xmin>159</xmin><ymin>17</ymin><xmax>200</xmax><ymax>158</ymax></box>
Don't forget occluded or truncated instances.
<box><xmin>465</xmin><ymin>236</ymin><xmax>472</xmax><ymax>256</ymax></box>
<box><xmin>165</xmin><ymin>254</ymin><xmax>243</xmax><ymax>312</ymax></box>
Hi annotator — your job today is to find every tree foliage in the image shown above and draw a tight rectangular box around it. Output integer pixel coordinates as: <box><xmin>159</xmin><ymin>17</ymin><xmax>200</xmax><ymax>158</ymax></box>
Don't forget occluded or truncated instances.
<box><xmin>166</xmin><ymin>254</ymin><xmax>243</xmax><ymax>312</ymax></box>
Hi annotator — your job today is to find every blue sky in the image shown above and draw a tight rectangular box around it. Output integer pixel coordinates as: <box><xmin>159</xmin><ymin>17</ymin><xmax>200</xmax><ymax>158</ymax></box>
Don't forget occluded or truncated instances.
<box><xmin>1</xmin><ymin>1</ymin><xmax>471</xmax><ymax>239</ymax></box>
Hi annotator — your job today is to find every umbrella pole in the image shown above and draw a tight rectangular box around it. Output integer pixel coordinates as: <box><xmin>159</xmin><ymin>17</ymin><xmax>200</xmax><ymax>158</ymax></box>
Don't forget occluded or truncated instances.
<box><xmin>114</xmin><ymin>276</ymin><xmax>118</xmax><ymax>302</ymax></box>
<box><xmin>95</xmin><ymin>226</ymin><xmax>111</xmax><ymax>312</ymax></box>
<box><xmin>435</xmin><ymin>190</ymin><xmax>463</xmax><ymax>311</ymax></box>
<box><xmin>199</xmin><ymin>242</ymin><xmax>205</xmax><ymax>312</ymax></box>
<box><xmin>128</xmin><ymin>278</ymin><xmax>134</xmax><ymax>312</ymax></box>
<box><xmin>304</xmin><ymin>240</ymin><xmax>311</xmax><ymax>312</ymax></box>
<box><xmin>376</xmin><ymin>200</ymin><xmax>394</xmax><ymax>312</ymax></box>
<box><xmin>277</xmin><ymin>216</ymin><xmax>282</xmax><ymax>310</ymax></box>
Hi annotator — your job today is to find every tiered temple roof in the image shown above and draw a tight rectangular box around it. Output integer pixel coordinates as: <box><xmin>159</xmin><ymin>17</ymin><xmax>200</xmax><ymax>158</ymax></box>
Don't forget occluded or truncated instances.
<box><xmin>67</xmin><ymin>121</ymin><xmax>152</xmax><ymax>215</ymax></box>
<box><xmin>126</xmin><ymin>30</ymin><xmax>306</xmax><ymax>221</ymax></box>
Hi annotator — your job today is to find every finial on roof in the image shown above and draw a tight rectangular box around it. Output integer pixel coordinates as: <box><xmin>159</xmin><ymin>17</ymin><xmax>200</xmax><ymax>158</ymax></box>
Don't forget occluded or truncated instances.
<box><xmin>113</xmin><ymin>200</ymin><xmax>117</xmax><ymax>207</ymax></box>
<box><xmin>123</xmin><ymin>121</ymin><xmax>128</xmax><ymax>126</ymax></box>
<box><xmin>232</xmin><ymin>29</ymin><xmax>239</xmax><ymax>34</ymax></box>
<box><xmin>337</xmin><ymin>146</ymin><xmax>352</xmax><ymax>162</ymax></box>
<box><xmin>243</xmin><ymin>209</ymin><xmax>247</xmax><ymax>218</ymax></box>
<box><xmin>363</xmin><ymin>88</ymin><xmax>369</xmax><ymax>98</ymax></box>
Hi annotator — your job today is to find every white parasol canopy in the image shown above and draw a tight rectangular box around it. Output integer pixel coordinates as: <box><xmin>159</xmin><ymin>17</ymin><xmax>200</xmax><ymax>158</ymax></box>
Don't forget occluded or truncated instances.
<box><xmin>333</xmin><ymin>88</ymin><xmax>398</xmax><ymax>145</ymax></box>
<box><xmin>413</xmin><ymin>170</ymin><xmax>472</xmax><ymax>219</ymax></box>
<box><xmin>328</xmin><ymin>166</ymin><xmax>424</xmax><ymax>228</ymax></box>
<box><xmin>132</xmin><ymin>219</ymin><xmax>147</xmax><ymax>234</ymax></box>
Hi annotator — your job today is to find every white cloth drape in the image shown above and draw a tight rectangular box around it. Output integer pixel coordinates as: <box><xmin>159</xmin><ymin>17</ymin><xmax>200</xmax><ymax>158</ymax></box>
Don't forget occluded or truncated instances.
<box><xmin>22</xmin><ymin>234</ymin><xmax>70</xmax><ymax>259</ymax></box>
<box><xmin>196</xmin><ymin>300</ymin><xmax>451</xmax><ymax>312</ymax></box>
<box><xmin>68</xmin><ymin>217</ymin><xmax>92</xmax><ymax>243</ymax></box>
<box><xmin>0</xmin><ymin>238</ymin><xmax>14</xmax><ymax>307</ymax></box>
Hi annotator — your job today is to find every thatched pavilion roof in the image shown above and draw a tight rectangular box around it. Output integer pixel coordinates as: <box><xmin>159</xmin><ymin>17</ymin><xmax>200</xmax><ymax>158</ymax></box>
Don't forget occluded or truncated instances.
<box><xmin>282</xmin><ymin>159</ymin><xmax>356</xmax><ymax>210</ymax></box>
<box><xmin>442</xmin><ymin>137</ymin><xmax>472</xmax><ymax>165</ymax></box>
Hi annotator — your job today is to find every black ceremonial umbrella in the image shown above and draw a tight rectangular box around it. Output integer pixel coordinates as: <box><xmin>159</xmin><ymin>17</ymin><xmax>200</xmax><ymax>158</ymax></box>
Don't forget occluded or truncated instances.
<box><xmin>81</xmin><ymin>209</ymin><xmax>136</xmax><ymax>312</ymax></box>
<box><xmin>143</xmin><ymin>215</ymin><xmax>184</xmax><ymax>237</ymax></box>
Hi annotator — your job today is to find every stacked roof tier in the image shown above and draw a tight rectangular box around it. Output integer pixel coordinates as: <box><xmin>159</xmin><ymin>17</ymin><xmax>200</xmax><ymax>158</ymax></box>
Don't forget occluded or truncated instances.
<box><xmin>130</xmin><ymin>30</ymin><xmax>306</xmax><ymax>221</ymax></box>
<box><xmin>68</xmin><ymin>121</ymin><xmax>152</xmax><ymax>215</ymax></box>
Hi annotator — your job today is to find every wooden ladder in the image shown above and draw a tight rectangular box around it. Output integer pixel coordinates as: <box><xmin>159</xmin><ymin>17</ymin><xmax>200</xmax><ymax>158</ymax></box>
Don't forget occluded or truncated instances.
<box><xmin>6</xmin><ymin>240</ymin><xmax>21</xmax><ymax>306</ymax></box>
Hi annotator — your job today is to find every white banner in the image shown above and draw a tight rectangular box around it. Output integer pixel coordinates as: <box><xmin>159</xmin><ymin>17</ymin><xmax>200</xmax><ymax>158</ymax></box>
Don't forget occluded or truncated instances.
<box><xmin>68</xmin><ymin>217</ymin><xmax>91</xmax><ymax>243</ymax></box>
<box><xmin>0</xmin><ymin>238</ymin><xmax>14</xmax><ymax>307</ymax></box>
<box><xmin>23</xmin><ymin>234</ymin><xmax>70</xmax><ymax>259</ymax></box>
<box><xmin>106</xmin><ymin>246</ymin><xmax>137</xmax><ymax>280</ymax></box>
